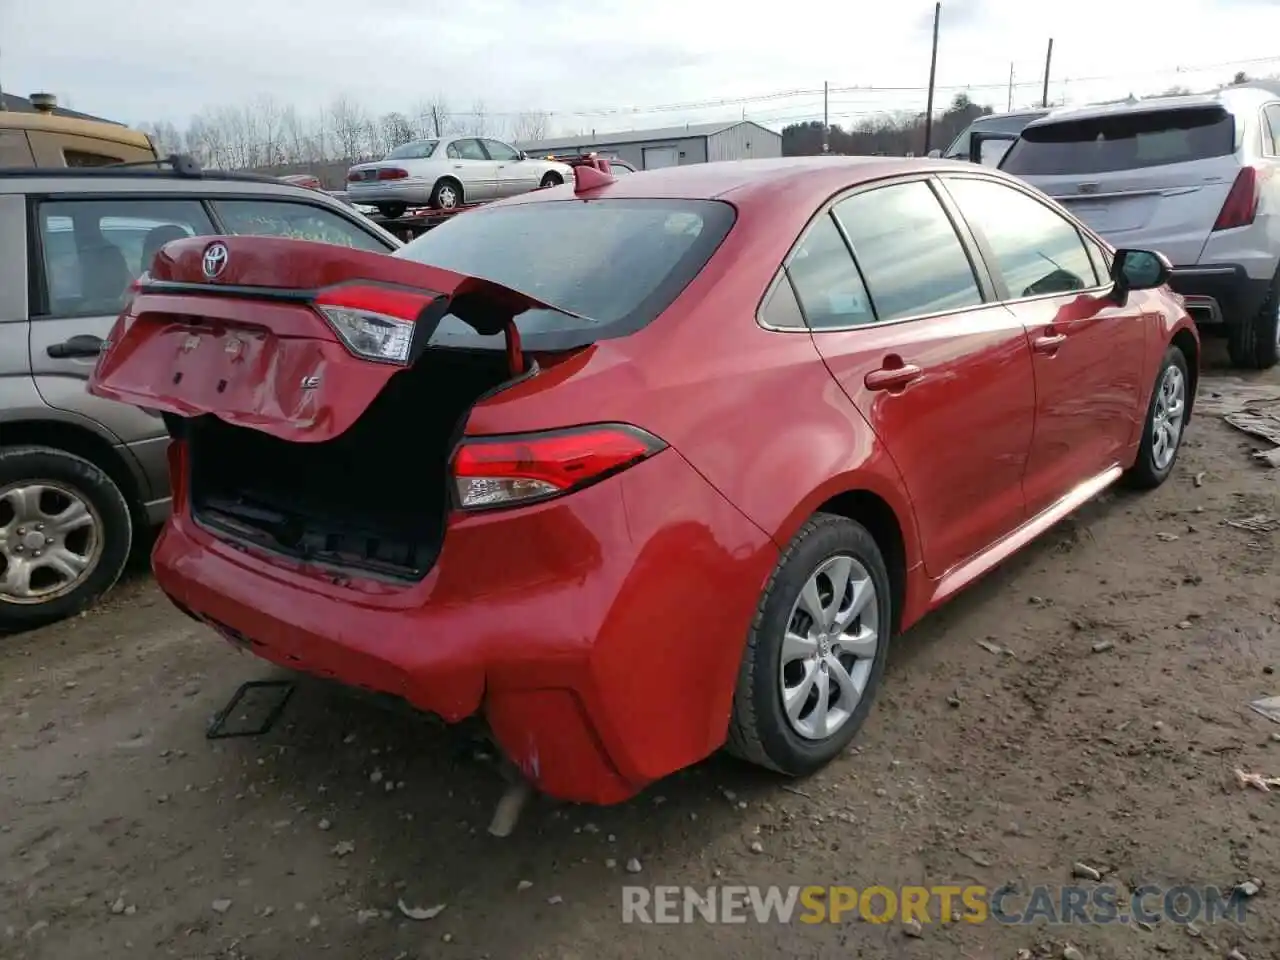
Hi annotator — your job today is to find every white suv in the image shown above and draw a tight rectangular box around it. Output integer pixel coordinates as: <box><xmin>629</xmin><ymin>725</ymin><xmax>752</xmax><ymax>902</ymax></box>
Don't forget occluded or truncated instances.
<box><xmin>1000</xmin><ymin>83</ymin><xmax>1280</xmax><ymax>369</ymax></box>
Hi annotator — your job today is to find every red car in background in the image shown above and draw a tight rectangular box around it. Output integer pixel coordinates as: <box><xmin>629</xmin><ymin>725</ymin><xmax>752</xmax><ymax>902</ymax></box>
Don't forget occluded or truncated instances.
<box><xmin>89</xmin><ymin>157</ymin><xmax>1197</xmax><ymax>804</ymax></box>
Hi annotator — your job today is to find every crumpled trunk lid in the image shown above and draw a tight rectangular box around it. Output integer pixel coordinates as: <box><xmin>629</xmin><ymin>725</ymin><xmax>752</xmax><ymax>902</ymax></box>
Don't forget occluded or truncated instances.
<box><xmin>88</xmin><ymin>235</ymin><xmax>568</xmax><ymax>443</ymax></box>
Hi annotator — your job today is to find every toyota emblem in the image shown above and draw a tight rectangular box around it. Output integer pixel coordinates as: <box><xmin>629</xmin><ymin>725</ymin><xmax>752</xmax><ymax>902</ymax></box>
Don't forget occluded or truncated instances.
<box><xmin>202</xmin><ymin>242</ymin><xmax>229</xmax><ymax>280</ymax></box>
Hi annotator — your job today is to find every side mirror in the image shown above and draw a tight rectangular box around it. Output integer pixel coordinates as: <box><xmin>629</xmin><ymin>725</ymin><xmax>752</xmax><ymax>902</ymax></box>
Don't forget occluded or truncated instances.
<box><xmin>517</xmin><ymin>150</ymin><xmax>527</xmax><ymax>161</ymax></box>
<box><xmin>926</xmin><ymin>148</ymin><xmax>941</xmax><ymax>159</ymax></box>
<box><xmin>1108</xmin><ymin>248</ymin><xmax>1171</xmax><ymax>305</ymax></box>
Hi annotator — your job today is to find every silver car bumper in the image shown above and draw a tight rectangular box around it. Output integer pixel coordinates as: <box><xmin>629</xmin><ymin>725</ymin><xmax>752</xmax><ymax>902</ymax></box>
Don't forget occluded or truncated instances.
<box><xmin>346</xmin><ymin>178</ymin><xmax>434</xmax><ymax>205</ymax></box>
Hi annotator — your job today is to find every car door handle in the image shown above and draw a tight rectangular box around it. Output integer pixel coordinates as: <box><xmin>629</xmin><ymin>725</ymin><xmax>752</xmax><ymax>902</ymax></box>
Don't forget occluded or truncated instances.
<box><xmin>47</xmin><ymin>334</ymin><xmax>104</xmax><ymax>359</ymax></box>
<box><xmin>864</xmin><ymin>363</ymin><xmax>923</xmax><ymax>391</ymax></box>
<box><xmin>1033</xmin><ymin>333</ymin><xmax>1067</xmax><ymax>354</ymax></box>
<box><xmin>453</xmin><ymin>164</ymin><xmax>464</xmax><ymax>169</ymax></box>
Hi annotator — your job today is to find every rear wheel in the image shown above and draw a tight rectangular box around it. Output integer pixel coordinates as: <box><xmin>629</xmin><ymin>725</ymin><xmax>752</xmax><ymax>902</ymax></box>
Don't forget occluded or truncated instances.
<box><xmin>430</xmin><ymin>179</ymin><xmax>463</xmax><ymax>210</ymax></box>
<box><xmin>727</xmin><ymin>513</ymin><xmax>891</xmax><ymax>776</ymax></box>
<box><xmin>377</xmin><ymin>203</ymin><xmax>407</xmax><ymax>220</ymax></box>
<box><xmin>0</xmin><ymin>446</ymin><xmax>133</xmax><ymax>633</ymax></box>
<box><xmin>1124</xmin><ymin>346</ymin><xmax>1190</xmax><ymax>490</ymax></box>
<box><xmin>1227</xmin><ymin>271</ymin><xmax>1280</xmax><ymax>370</ymax></box>
<box><xmin>539</xmin><ymin>172</ymin><xmax>564</xmax><ymax>189</ymax></box>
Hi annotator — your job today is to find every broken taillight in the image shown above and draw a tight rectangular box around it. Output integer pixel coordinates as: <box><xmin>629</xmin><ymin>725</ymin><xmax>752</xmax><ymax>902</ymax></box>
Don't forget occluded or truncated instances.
<box><xmin>312</xmin><ymin>283</ymin><xmax>436</xmax><ymax>364</ymax></box>
<box><xmin>451</xmin><ymin>424</ymin><xmax>666</xmax><ymax>510</ymax></box>
<box><xmin>1213</xmin><ymin>166</ymin><xmax>1259</xmax><ymax>231</ymax></box>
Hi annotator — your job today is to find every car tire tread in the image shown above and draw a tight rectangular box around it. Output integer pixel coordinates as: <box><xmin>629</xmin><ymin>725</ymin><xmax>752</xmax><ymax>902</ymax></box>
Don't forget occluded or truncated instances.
<box><xmin>726</xmin><ymin>512</ymin><xmax>891</xmax><ymax>775</ymax></box>
<box><xmin>1123</xmin><ymin>345</ymin><xmax>1191</xmax><ymax>490</ymax></box>
<box><xmin>1227</xmin><ymin>273</ymin><xmax>1280</xmax><ymax>370</ymax></box>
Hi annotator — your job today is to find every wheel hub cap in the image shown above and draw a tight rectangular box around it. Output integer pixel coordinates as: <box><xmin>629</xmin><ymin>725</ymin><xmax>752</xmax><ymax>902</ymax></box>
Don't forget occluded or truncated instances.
<box><xmin>779</xmin><ymin>554</ymin><xmax>881</xmax><ymax>741</ymax></box>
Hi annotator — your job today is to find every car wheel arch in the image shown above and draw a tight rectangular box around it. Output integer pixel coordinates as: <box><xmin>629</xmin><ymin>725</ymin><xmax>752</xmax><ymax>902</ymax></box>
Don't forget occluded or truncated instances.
<box><xmin>772</xmin><ymin>476</ymin><xmax>922</xmax><ymax>636</ymax></box>
<box><xmin>1169</xmin><ymin>327</ymin><xmax>1199</xmax><ymax>421</ymax></box>
<box><xmin>0</xmin><ymin>418</ymin><xmax>146</xmax><ymax>524</ymax></box>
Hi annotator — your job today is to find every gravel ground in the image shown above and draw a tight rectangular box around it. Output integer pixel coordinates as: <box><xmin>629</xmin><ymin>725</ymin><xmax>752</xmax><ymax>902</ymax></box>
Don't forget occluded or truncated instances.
<box><xmin>3</xmin><ymin>348</ymin><xmax>1279</xmax><ymax>960</ymax></box>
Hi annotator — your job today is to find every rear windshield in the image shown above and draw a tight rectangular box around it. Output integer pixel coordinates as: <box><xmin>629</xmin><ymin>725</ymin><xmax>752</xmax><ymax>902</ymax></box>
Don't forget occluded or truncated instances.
<box><xmin>386</xmin><ymin>140</ymin><xmax>438</xmax><ymax>160</ymax></box>
<box><xmin>1001</xmin><ymin>106</ymin><xmax>1236</xmax><ymax>175</ymax></box>
<box><xmin>395</xmin><ymin>198</ymin><xmax>736</xmax><ymax>350</ymax></box>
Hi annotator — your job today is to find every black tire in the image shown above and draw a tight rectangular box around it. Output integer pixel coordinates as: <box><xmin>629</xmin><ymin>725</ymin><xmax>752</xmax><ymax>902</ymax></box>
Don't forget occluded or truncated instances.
<box><xmin>1124</xmin><ymin>345</ymin><xmax>1191</xmax><ymax>490</ymax></box>
<box><xmin>429</xmin><ymin>178</ymin><xmax>463</xmax><ymax>210</ymax></box>
<box><xmin>0</xmin><ymin>446</ymin><xmax>133</xmax><ymax>633</ymax></box>
<box><xmin>377</xmin><ymin>203</ymin><xmax>407</xmax><ymax>220</ymax></box>
<box><xmin>727</xmin><ymin>513</ymin><xmax>892</xmax><ymax>776</ymax></box>
<box><xmin>1227</xmin><ymin>272</ymin><xmax>1280</xmax><ymax>370</ymax></box>
<box><xmin>539</xmin><ymin>172</ymin><xmax>564</xmax><ymax>188</ymax></box>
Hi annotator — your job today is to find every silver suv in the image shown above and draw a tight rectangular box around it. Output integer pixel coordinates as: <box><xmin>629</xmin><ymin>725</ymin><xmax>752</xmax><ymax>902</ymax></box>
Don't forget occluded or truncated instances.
<box><xmin>0</xmin><ymin>159</ymin><xmax>400</xmax><ymax>631</ymax></box>
<box><xmin>1000</xmin><ymin>83</ymin><xmax>1280</xmax><ymax>369</ymax></box>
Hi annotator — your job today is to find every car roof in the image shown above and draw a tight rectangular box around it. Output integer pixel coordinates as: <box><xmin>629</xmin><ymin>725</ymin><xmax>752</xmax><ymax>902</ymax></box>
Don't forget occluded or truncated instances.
<box><xmin>0</xmin><ymin>111</ymin><xmax>156</xmax><ymax>150</ymax></box>
<box><xmin>500</xmin><ymin>156</ymin><xmax>1006</xmax><ymax>207</ymax></box>
<box><xmin>0</xmin><ymin>167</ymin><xmax>338</xmax><ymax>199</ymax></box>
<box><xmin>1025</xmin><ymin>84</ymin><xmax>1279</xmax><ymax>128</ymax></box>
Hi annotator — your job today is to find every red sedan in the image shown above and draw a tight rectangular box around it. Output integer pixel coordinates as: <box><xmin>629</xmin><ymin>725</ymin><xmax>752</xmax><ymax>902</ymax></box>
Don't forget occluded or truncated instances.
<box><xmin>89</xmin><ymin>157</ymin><xmax>1198</xmax><ymax>804</ymax></box>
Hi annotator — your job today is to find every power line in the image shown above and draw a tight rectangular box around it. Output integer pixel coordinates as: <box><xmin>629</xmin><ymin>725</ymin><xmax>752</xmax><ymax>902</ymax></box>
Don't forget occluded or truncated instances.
<box><xmin>517</xmin><ymin>52</ymin><xmax>1280</xmax><ymax>121</ymax></box>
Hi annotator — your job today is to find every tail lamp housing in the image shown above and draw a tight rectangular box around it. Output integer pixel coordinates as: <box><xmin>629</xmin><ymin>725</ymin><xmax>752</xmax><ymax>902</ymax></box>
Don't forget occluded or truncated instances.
<box><xmin>452</xmin><ymin>424</ymin><xmax>666</xmax><ymax>510</ymax></box>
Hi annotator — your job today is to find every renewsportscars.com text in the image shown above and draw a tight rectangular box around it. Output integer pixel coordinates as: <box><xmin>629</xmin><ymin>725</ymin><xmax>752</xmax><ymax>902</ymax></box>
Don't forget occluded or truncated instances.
<box><xmin>621</xmin><ymin>884</ymin><xmax>1249</xmax><ymax>926</ymax></box>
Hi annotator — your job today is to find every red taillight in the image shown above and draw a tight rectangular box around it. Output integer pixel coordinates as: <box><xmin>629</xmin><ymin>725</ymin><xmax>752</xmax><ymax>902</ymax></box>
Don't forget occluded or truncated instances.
<box><xmin>1213</xmin><ymin>166</ymin><xmax>1259</xmax><ymax>231</ymax></box>
<box><xmin>312</xmin><ymin>282</ymin><xmax>439</xmax><ymax>364</ymax></box>
<box><xmin>346</xmin><ymin>170</ymin><xmax>361</xmax><ymax>183</ymax></box>
<box><xmin>451</xmin><ymin>424</ymin><xmax>666</xmax><ymax>510</ymax></box>
<box><xmin>377</xmin><ymin>167</ymin><xmax>409</xmax><ymax>181</ymax></box>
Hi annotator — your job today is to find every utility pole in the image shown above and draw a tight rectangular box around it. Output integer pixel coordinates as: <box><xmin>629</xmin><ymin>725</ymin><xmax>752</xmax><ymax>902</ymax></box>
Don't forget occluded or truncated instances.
<box><xmin>1007</xmin><ymin>62</ymin><xmax>1014</xmax><ymax>112</ymax></box>
<box><xmin>822</xmin><ymin>81</ymin><xmax>829</xmax><ymax>153</ymax></box>
<box><xmin>1041</xmin><ymin>38</ymin><xmax>1054</xmax><ymax>108</ymax></box>
<box><xmin>923</xmin><ymin>2</ymin><xmax>941</xmax><ymax>154</ymax></box>
<box><xmin>431</xmin><ymin>106</ymin><xmax>441</xmax><ymax>138</ymax></box>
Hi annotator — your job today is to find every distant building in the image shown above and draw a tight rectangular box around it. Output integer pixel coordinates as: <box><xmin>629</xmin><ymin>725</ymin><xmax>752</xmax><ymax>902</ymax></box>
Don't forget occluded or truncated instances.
<box><xmin>0</xmin><ymin>92</ymin><xmax>122</xmax><ymax>125</ymax></box>
<box><xmin>517</xmin><ymin>120</ymin><xmax>782</xmax><ymax>170</ymax></box>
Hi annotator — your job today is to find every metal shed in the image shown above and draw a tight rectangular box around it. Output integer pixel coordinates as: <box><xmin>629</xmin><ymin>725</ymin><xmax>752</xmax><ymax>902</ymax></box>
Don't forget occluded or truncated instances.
<box><xmin>516</xmin><ymin>121</ymin><xmax>782</xmax><ymax>171</ymax></box>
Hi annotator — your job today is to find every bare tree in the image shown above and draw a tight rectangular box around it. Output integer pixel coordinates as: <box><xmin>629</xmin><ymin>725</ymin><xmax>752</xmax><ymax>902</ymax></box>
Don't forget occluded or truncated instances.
<box><xmin>509</xmin><ymin>110</ymin><xmax>550</xmax><ymax>144</ymax></box>
<box><xmin>329</xmin><ymin>94</ymin><xmax>372</xmax><ymax>161</ymax></box>
<box><xmin>378</xmin><ymin>112</ymin><xmax>415</xmax><ymax>154</ymax></box>
<box><xmin>411</xmin><ymin>96</ymin><xmax>450</xmax><ymax>139</ymax></box>
<box><xmin>462</xmin><ymin>99</ymin><xmax>490</xmax><ymax>137</ymax></box>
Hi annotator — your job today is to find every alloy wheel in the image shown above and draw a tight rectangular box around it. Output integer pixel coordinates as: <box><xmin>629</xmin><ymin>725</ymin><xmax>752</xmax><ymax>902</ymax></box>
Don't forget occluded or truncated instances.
<box><xmin>1150</xmin><ymin>364</ymin><xmax>1186</xmax><ymax>472</ymax></box>
<box><xmin>779</xmin><ymin>554</ymin><xmax>880</xmax><ymax>740</ymax></box>
<box><xmin>0</xmin><ymin>481</ymin><xmax>104</xmax><ymax>604</ymax></box>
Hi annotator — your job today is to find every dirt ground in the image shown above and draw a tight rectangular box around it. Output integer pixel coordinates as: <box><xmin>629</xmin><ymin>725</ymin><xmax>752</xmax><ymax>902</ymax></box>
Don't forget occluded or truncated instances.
<box><xmin>3</xmin><ymin>343</ymin><xmax>1280</xmax><ymax>960</ymax></box>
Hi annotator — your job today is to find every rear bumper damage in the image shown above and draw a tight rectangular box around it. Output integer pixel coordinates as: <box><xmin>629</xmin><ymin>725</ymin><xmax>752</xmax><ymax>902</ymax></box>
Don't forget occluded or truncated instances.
<box><xmin>154</xmin><ymin>441</ymin><xmax>778</xmax><ymax>804</ymax></box>
<box><xmin>1168</xmin><ymin>264</ymin><xmax>1272</xmax><ymax>329</ymax></box>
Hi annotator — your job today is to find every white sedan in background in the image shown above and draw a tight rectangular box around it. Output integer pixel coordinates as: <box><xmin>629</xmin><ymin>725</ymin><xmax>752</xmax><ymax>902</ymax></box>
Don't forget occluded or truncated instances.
<box><xmin>345</xmin><ymin>136</ymin><xmax>573</xmax><ymax>217</ymax></box>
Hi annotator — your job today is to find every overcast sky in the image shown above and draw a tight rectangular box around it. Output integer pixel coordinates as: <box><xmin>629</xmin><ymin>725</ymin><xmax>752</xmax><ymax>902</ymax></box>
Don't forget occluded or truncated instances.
<box><xmin>3</xmin><ymin>0</ymin><xmax>1279</xmax><ymax>135</ymax></box>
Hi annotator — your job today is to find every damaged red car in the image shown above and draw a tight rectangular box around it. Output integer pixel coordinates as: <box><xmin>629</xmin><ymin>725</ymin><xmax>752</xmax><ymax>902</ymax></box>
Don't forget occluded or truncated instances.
<box><xmin>89</xmin><ymin>158</ymin><xmax>1198</xmax><ymax>804</ymax></box>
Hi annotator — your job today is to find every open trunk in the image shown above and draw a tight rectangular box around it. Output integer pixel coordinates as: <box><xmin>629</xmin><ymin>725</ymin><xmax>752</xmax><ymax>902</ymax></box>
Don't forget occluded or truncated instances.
<box><xmin>181</xmin><ymin>348</ymin><xmax>512</xmax><ymax>580</ymax></box>
<box><xmin>90</xmin><ymin>234</ymin><xmax>581</xmax><ymax>581</ymax></box>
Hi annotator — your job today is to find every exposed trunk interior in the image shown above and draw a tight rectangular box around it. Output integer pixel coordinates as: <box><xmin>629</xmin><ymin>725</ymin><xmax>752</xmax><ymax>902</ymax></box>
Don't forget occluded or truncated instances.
<box><xmin>185</xmin><ymin>349</ymin><xmax>515</xmax><ymax>581</ymax></box>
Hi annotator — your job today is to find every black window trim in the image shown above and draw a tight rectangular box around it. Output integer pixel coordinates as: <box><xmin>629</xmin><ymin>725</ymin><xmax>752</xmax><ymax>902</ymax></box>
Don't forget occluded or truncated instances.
<box><xmin>755</xmin><ymin>172</ymin><xmax>998</xmax><ymax>335</ymax></box>
<box><xmin>934</xmin><ymin>171</ymin><xmax>1116</xmax><ymax>308</ymax></box>
<box><xmin>26</xmin><ymin>190</ymin><xmax>396</xmax><ymax>321</ymax></box>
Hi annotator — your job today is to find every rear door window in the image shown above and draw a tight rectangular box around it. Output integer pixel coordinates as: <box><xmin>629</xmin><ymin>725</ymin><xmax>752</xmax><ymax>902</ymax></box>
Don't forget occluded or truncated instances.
<box><xmin>1002</xmin><ymin>107</ymin><xmax>1236</xmax><ymax>175</ymax></box>
<box><xmin>943</xmin><ymin>177</ymin><xmax>1099</xmax><ymax>297</ymax></box>
<box><xmin>210</xmin><ymin>199</ymin><xmax>391</xmax><ymax>252</ymax></box>
<box><xmin>36</xmin><ymin>199</ymin><xmax>215</xmax><ymax>318</ymax></box>
<box><xmin>833</xmin><ymin>180</ymin><xmax>984</xmax><ymax>321</ymax></box>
